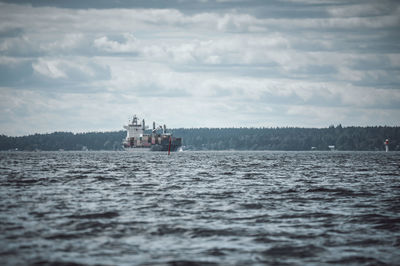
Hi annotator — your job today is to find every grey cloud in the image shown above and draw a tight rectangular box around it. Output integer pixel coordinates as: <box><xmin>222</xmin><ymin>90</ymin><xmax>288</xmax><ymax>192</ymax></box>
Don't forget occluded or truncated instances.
<box><xmin>0</xmin><ymin>58</ymin><xmax>111</xmax><ymax>91</ymax></box>
<box><xmin>0</xmin><ymin>0</ymin><xmax>291</xmax><ymax>14</ymax></box>
<box><xmin>291</xmin><ymin>64</ymin><xmax>338</xmax><ymax>77</ymax></box>
<box><xmin>0</xmin><ymin>27</ymin><xmax>24</xmax><ymax>38</ymax></box>
<box><xmin>326</xmin><ymin>2</ymin><xmax>397</xmax><ymax>18</ymax></box>
<box><xmin>0</xmin><ymin>35</ymin><xmax>42</xmax><ymax>57</ymax></box>
<box><xmin>0</xmin><ymin>33</ymin><xmax>98</xmax><ymax>57</ymax></box>
<box><xmin>0</xmin><ymin>59</ymin><xmax>33</xmax><ymax>87</ymax></box>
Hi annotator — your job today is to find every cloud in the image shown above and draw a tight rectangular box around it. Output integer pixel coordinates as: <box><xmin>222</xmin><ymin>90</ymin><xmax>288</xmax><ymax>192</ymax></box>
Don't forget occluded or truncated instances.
<box><xmin>94</xmin><ymin>33</ymin><xmax>140</xmax><ymax>53</ymax></box>
<box><xmin>326</xmin><ymin>2</ymin><xmax>397</xmax><ymax>18</ymax></box>
<box><xmin>40</xmin><ymin>33</ymin><xmax>86</xmax><ymax>53</ymax></box>
<box><xmin>32</xmin><ymin>59</ymin><xmax>68</xmax><ymax>79</ymax></box>
<box><xmin>0</xmin><ymin>1</ymin><xmax>399</xmax><ymax>135</ymax></box>
<box><xmin>32</xmin><ymin>58</ymin><xmax>110</xmax><ymax>80</ymax></box>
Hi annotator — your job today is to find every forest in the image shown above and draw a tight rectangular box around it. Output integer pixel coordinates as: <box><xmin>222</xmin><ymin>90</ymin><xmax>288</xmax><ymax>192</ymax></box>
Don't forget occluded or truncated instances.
<box><xmin>0</xmin><ymin>125</ymin><xmax>399</xmax><ymax>151</ymax></box>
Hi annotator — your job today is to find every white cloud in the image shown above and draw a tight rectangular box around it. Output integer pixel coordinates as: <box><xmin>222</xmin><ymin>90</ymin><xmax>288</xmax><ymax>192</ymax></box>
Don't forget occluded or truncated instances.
<box><xmin>30</xmin><ymin>57</ymin><xmax>110</xmax><ymax>83</ymax></box>
<box><xmin>94</xmin><ymin>33</ymin><xmax>140</xmax><ymax>53</ymax></box>
<box><xmin>32</xmin><ymin>59</ymin><xmax>67</xmax><ymax>79</ymax></box>
<box><xmin>40</xmin><ymin>33</ymin><xmax>84</xmax><ymax>52</ymax></box>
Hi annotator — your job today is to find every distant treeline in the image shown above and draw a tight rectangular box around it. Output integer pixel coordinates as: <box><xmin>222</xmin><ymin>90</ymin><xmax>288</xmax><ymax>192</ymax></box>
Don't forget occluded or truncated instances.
<box><xmin>0</xmin><ymin>131</ymin><xmax>126</xmax><ymax>152</ymax></box>
<box><xmin>0</xmin><ymin>125</ymin><xmax>399</xmax><ymax>151</ymax></box>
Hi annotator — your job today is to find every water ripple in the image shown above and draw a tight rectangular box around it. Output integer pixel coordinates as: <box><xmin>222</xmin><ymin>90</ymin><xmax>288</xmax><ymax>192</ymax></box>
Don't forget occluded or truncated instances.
<box><xmin>0</xmin><ymin>151</ymin><xmax>399</xmax><ymax>265</ymax></box>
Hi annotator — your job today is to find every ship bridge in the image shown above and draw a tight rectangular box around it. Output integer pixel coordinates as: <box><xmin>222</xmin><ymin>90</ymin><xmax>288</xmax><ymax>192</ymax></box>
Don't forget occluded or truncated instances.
<box><xmin>123</xmin><ymin>115</ymin><xmax>148</xmax><ymax>139</ymax></box>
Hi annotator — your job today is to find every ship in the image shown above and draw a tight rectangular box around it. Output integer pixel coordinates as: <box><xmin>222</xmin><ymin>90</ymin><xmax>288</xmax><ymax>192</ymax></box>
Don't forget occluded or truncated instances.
<box><xmin>123</xmin><ymin>115</ymin><xmax>182</xmax><ymax>152</ymax></box>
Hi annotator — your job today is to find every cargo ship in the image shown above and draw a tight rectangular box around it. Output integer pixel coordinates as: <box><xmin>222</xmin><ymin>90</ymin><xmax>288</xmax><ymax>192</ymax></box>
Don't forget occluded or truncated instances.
<box><xmin>123</xmin><ymin>115</ymin><xmax>182</xmax><ymax>152</ymax></box>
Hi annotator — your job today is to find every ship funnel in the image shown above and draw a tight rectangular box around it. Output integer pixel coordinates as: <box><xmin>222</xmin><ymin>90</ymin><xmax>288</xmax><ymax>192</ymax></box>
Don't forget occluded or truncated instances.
<box><xmin>142</xmin><ymin>119</ymin><xmax>145</xmax><ymax>130</ymax></box>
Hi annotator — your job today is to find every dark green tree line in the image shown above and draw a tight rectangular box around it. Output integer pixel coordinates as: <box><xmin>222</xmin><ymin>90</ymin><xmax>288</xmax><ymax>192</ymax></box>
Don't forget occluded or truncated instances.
<box><xmin>0</xmin><ymin>126</ymin><xmax>399</xmax><ymax>151</ymax></box>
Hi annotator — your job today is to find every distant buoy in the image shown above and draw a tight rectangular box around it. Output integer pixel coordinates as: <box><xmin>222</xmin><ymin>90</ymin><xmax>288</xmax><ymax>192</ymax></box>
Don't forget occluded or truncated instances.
<box><xmin>384</xmin><ymin>139</ymin><xmax>389</xmax><ymax>152</ymax></box>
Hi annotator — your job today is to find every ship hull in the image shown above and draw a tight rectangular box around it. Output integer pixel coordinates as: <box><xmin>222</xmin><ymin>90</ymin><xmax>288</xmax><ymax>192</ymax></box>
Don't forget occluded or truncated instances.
<box><xmin>123</xmin><ymin>147</ymin><xmax>151</xmax><ymax>152</ymax></box>
<box><xmin>123</xmin><ymin>142</ymin><xmax>182</xmax><ymax>152</ymax></box>
<box><xmin>150</xmin><ymin>144</ymin><xmax>181</xmax><ymax>152</ymax></box>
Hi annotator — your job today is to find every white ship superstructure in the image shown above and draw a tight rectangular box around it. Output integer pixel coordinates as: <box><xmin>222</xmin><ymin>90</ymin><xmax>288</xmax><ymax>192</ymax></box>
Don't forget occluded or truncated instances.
<box><xmin>123</xmin><ymin>115</ymin><xmax>150</xmax><ymax>149</ymax></box>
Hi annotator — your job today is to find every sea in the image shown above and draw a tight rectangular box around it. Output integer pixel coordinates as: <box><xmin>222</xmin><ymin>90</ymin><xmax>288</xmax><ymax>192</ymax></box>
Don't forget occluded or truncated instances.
<box><xmin>0</xmin><ymin>151</ymin><xmax>399</xmax><ymax>266</ymax></box>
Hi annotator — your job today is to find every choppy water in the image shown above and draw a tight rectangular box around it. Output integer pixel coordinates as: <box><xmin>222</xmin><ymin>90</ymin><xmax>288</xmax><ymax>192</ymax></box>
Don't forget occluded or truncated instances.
<box><xmin>0</xmin><ymin>151</ymin><xmax>399</xmax><ymax>265</ymax></box>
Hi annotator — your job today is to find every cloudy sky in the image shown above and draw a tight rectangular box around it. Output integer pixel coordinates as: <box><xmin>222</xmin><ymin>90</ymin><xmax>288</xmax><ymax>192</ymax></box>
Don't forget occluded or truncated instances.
<box><xmin>0</xmin><ymin>0</ymin><xmax>399</xmax><ymax>136</ymax></box>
